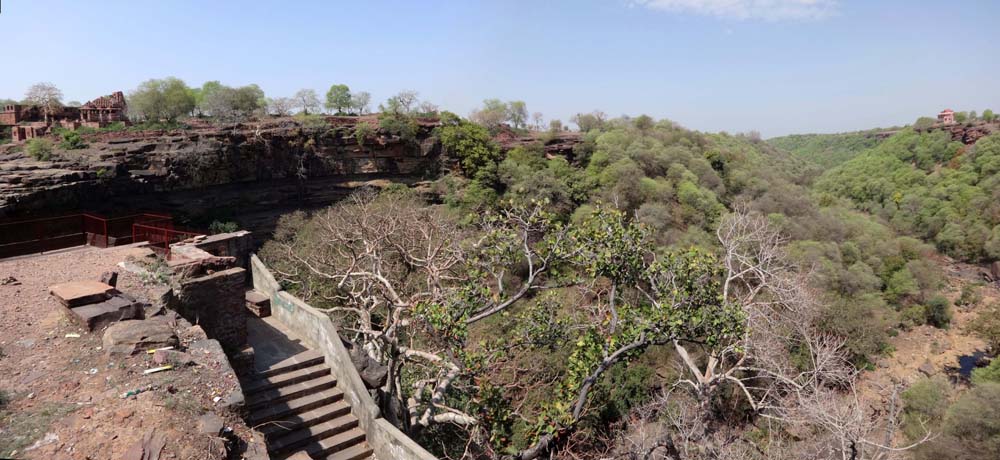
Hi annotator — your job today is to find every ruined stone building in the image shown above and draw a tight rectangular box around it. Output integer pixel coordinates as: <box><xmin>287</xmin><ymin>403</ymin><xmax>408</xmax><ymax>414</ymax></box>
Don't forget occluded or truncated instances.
<box><xmin>938</xmin><ymin>108</ymin><xmax>955</xmax><ymax>124</ymax></box>
<box><xmin>1</xmin><ymin>91</ymin><xmax>128</xmax><ymax>142</ymax></box>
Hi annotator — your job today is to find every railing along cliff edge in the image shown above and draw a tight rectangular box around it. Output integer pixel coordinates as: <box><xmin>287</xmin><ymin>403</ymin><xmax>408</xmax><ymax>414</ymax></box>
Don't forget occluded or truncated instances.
<box><xmin>250</xmin><ymin>254</ymin><xmax>437</xmax><ymax>460</ymax></box>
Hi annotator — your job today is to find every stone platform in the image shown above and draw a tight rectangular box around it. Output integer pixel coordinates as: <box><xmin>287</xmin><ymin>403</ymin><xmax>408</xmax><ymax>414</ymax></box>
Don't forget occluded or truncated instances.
<box><xmin>49</xmin><ymin>280</ymin><xmax>143</xmax><ymax>331</ymax></box>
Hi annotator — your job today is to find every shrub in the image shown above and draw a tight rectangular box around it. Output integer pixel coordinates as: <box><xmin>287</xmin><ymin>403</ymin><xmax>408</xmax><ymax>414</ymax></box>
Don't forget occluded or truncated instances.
<box><xmin>925</xmin><ymin>295</ymin><xmax>952</xmax><ymax>328</ymax></box>
<box><xmin>902</xmin><ymin>376</ymin><xmax>951</xmax><ymax>441</ymax></box>
<box><xmin>26</xmin><ymin>138</ymin><xmax>53</xmax><ymax>160</ymax></box>
<box><xmin>972</xmin><ymin>359</ymin><xmax>1000</xmax><ymax>385</ymax></box>
<box><xmin>354</xmin><ymin>121</ymin><xmax>375</xmax><ymax>147</ymax></box>
<box><xmin>59</xmin><ymin>130</ymin><xmax>87</xmax><ymax>150</ymax></box>
<box><xmin>208</xmin><ymin>220</ymin><xmax>239</xmax><ymax>234</ymax></box>
<box><xmin>973</xmin><ymin>303</ymin><xmax>1000</xmax><ymax>351</ymax></box>
<box><xmin>900</xmin><ymin>304</ymin><xmax>927</xmax><ymax>329</ymax></box>
<box><xmin>956</xmin><ymin>284</ymin><xmax>983</xmax><ymax>307</ymax></box>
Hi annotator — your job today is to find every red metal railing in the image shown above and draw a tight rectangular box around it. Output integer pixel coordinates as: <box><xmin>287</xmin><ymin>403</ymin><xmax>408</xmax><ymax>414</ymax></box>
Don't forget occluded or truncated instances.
<box><xmin>132</xmin><ymin>219</ymin><xmax>202</xmax><ymax>259</ymax></box>
<box><xmin>0</xmin><ymin>212</ymin><xmax>196</xmax><ymax>259</ymax></box>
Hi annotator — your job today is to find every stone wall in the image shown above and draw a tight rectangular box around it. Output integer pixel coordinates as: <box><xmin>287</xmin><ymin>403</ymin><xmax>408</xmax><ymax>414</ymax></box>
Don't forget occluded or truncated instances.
<box><xmin>250</xmin><ymin>255</ymin><xmax>436</xmax><ymax>460</ymax></box>
<box><xmin>193</xmin><ymin>231</ymin><xmax>254</xmax><ymax>271</ymax></box>
<box><xmin>171</xmin><ymin>267</ymin><xmax>248</xmax><ymax>352</ymax></box>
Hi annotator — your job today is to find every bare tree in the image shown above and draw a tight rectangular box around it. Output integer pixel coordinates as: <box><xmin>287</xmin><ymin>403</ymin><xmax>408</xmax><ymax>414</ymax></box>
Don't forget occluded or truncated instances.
<box><xmin>605</xmin><ymin>205</ymin><xmax>932</xmax><ymax>460</ymax></box>
<box><xmin>267</xmin><ymin>97</ymin><xmax>295</xmax><ymax>117</ymax></box>
<box><xmin>293</xmin><ymin>88</ymin><xmax>320</xmax><ymax>115</ymax></box>
<box><xmin>532</xmin><ymin>112</ymin><xmax>544</xmax><ymax>130</ymax></box>
<box><xmin>24</xmin><ymin>82</ymin><xmax>64</xmax><ymax>122</ymax></box>
<box><xmin>352</xmin><ymin>91</ymin><xmax>372</xmax><ymax>115</ymax></box>
<box><xmin>263</xmin><ymin>192</ymin><xmax>566</xmax><ymax>434</ymax></box>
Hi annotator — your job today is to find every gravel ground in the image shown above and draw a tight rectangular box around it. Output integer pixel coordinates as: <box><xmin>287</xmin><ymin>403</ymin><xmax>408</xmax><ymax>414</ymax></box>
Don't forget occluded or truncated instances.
<box><xmin>0</xmin><ymin>245</ymin><xmax>255</xmax><ymax>459</ymax></box>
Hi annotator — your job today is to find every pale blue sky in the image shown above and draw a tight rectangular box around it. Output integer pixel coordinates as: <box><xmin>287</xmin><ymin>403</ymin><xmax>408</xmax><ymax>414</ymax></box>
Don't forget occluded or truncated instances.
<box><xmin>1</xmin><ymin>0</ymin><xmax>998</xmax><ymax>136</ymax></box>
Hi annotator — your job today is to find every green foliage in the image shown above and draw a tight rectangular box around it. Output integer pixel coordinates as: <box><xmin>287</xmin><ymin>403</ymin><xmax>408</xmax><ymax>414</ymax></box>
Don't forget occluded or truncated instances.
<box><xmin>972</xmin><ymin>303</ymin><xmax>1000</xmax><ymax>351</ymax></box>
<box><xmin>128</xmin><ymin>77</ymin><xmax>196</xmax><ymax>121</ymax></box>
<box><xmin>902</xmin><ymin>376</ymin><xmax>951</xmax><ymax>440</ymax></box>
<box><xmin>984</xmin><ymin>109</ymin><xmax>996</xmax><ymax>122</ymax></box>
<box><xmin>354</xmin><ymin>121</ymin><xmax>375</xmax><ymax>147</ymax></box>
<box><xmin>378</xmin><ymin>111</ymin><xmax>418</xmax><ymax>142</ymax></box>
<box><xmin>437</xmin><ymin>112</ymin><xmax>502</xmax><ymax>186</ymax></box>
<box><xmin>26</xmin><ymin>138</ymin><xmax>53</xmax><ymax>160</ymax></box>
<box><xmin>915</xmin><ymin>382</ymin><xmax>1000</xmax><ymax>460</ymax></box>
<box><xmin>885</xmin><ymin>267</ymin><xmax>920</xmax><ymax>303</ymax></box>
<box><xmin>957</xmin><ymin>284</ymin><xmax>983</xmax><ymax>307</ymax></box>
<box><xmin>817</xmin><ymin>129</ymin><xmax>1000</xmax><ymax>262</ymax></box>
<box><xmin>294</xmin><ymin>113</ymin><xmax>329</xmax><ymax>130</ymax></box>
<box><xmin>924</xmin><ymin>295</ymin><xmax>952</xmax><ymax>328</ymax></box>
<box><xmin>972</xmin><ymin>359</ymin><xmax>1000</xmax><ymax>385</ymax></box>
<box><xmin>324</xmin><ymin>84</ymin><xmax>352</xmax><ymax>114</ymax></box>
<box><xmin>768</xmin><ymin>130</ymin><xmax>885</xmax><ymax>169</ymax></box>
<box><xmin>199</xmin><ymin>83</ymin><xmax>265</xmax><ymax>121</ymax></box>
<box><xmin>208</xmin><ymin>220</ymin><xmax>239</xmax><ymax>234</ymax></box>
<box><xmin>58</xmin><ymin>130</ymin><xmax>87</xmax><ymax>150</ymax></box>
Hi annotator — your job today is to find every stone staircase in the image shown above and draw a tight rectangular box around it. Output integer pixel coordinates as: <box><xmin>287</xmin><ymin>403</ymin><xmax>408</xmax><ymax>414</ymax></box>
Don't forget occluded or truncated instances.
<box><xmin>244</xmin><ymin>349</ymin><xmax>373</xmax><ymax>460</ymax></box>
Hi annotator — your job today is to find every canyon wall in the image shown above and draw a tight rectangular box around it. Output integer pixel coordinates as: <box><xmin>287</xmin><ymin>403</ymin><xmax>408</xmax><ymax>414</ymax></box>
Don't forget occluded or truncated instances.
<box><xmin>0</xmin><ymin>118</ymin><xmax>443</xmax><ymax>234</ymax></box>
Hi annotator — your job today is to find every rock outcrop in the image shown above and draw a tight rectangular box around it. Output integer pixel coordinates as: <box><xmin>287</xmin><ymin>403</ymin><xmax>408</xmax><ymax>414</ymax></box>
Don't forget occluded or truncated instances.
<box><xmin>0</xmin><ymin>117</ymin><xmax>443</xmax><ymax>234</ymax></box>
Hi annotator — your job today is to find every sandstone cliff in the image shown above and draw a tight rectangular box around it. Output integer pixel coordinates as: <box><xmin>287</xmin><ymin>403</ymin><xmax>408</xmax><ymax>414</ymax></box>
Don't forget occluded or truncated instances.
<box><xmin>0</xmin><ymin>117</ymin><xmax>443</xmax><ymax>232</ymax></box>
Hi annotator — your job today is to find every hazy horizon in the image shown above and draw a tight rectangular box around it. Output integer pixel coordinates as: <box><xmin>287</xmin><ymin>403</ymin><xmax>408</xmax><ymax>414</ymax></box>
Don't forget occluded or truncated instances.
<box><xmin>1</xmin><ymin>0</ymin><xmax>998</xmax><ymax>137</ymax></box>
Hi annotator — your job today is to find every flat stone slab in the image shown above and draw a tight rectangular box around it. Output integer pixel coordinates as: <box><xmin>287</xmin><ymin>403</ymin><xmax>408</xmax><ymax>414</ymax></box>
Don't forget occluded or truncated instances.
<box><xmin>71</xmin><ymin>295</ymin><xmax>144</xmax><ymax>331</ymax></box>
<box><xmin>49</xmin><ymin>281</ymin><xmax>114</xmax><ymax>307</ymax></box>
<box><xmin>103</xmin><ymin>318</ymin><xmax>179</xmax><ymax>356</ymax></box>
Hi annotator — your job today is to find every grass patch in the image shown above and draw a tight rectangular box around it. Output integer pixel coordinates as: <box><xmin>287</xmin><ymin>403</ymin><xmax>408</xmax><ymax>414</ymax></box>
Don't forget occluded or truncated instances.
<box><xmin>0</xmin><ymin>402</ymin><xmax>78</xmax><ymax>456</ymax></box>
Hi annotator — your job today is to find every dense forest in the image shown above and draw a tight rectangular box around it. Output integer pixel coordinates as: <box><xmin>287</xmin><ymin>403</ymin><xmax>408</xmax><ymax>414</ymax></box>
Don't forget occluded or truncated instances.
<box><xmin>259</xmin><ymin>107</ymin><xmax>1000</xmax><ymax>459</ymax></box>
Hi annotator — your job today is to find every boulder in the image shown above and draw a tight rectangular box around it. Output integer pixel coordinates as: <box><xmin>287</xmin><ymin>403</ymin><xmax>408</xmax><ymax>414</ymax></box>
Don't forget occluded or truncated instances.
<box><xmin>103</xmin><ymin>319</ymin><xmax>178</xmax><ymax>356</ymax></box>
<box><xmin>918</xmin><ymin>360</ymin><xmax>936</xmax><ymax>377</ymax></box>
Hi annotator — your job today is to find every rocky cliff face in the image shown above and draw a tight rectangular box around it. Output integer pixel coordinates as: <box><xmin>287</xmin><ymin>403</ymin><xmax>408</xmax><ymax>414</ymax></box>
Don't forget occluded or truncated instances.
<box><xmin>0</xmin><ymin>117</ymin><xmax>443</xmax><ymax>233</ymax></box>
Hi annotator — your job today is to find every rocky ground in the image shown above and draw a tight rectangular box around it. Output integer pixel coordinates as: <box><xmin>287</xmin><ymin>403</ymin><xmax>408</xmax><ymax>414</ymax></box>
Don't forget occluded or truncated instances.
<box><xmin>861</xmin><ymin>255</ymin><xmax>998</xmax><ymax>406</ymax></box>
<box><xmin>0</xmin><ymin>246</ymin><xmax>259</xmax><ymax>459</ymax></box>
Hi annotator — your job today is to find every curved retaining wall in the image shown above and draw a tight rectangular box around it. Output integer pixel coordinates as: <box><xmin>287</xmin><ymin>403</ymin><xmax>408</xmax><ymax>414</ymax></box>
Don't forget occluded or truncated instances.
<box><xmin>250</xmin><ymin>254</ymin><xmax>436</xmax><ymax>460</ymax></box>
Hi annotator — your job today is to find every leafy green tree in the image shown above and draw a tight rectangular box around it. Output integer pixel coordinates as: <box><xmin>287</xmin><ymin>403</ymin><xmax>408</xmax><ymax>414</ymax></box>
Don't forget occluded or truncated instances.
<box><xmin>506</xmin><ymin>100</ymin><xmax>528</xmax><ymax>130</ymax></box>
<box><xmin>437</xmin><ymin>112</ymin><xmax>502</xmax><ymax>185</ymax></box>
<box><xmin>633</xmin><ymin>114</ymin><xmax>654</xmax><ymax>131</ymax></box>
<box><xmin>572</xmin><ymin>111</ymin><xmax>607</xmax><ymax>132</ymax></box>
<box><xmin>128</xmin><ymin>77</ymin><xmax>195</xmax><ymax>121</ymax></box>
<box><xmin>470</xmin><ymin>98</ymin><xmax>508</xmax><ymax>132</ymax></box>
<box><xmin>984</xmin><ymin>109</ymin><xmax>996</xmax><ymax>122</ymax></box>
<box><xmin>200</xmin><ymin>83</ymin><xmax>265</xmax><ymax>121</ymax></box>
<box><xmin>324</xmin><ymin>84</ymin><xmax>352</xmax><ymax>114</ymax></box>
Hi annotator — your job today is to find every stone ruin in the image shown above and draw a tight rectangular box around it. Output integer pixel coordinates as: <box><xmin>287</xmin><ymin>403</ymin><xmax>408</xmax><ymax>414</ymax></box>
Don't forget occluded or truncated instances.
<box><xmin>1</xmin><ymin>91</ymin><xmax>128</xmax><ymax>142</ymax></box>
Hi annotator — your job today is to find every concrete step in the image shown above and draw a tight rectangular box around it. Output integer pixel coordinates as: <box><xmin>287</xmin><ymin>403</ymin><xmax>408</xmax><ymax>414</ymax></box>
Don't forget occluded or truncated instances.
<box><xmin>297</xmin><ymin>427</ymin><xmax>366</xmax><ymax>459</ymax></box>
<box><xmin>323</xmin><ymin>442</ymin><xmax>373</xmax><ymax>460</ymax></box>
<box><xmin>243</xmin><ymin>362</ymin><xmax>331</xmax><ymax>396</ymax></box>
<box><xmin>260</xmin><ymin>400</ymin><xmax>352</xmax><ymax>441</ymax></box>
<box><xmin>247</xmin><ymin>387</ymin><xmax>344</xmax><ymax>427</ymax></box>
<box><xmin>268</xmin><ymin>412</ymin><xmax>359</xmax><ymax>454</ymax></box>
<box><xmin>247</xmin><ymin>374</ymin><xmax>338</xmax><ymax>412</ymax></box>
<box><xmin>260</xmin><ymin>350</ymin><xmax>325</xmax><ymax>378</ymax></box>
